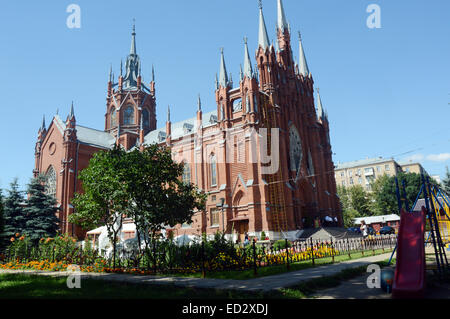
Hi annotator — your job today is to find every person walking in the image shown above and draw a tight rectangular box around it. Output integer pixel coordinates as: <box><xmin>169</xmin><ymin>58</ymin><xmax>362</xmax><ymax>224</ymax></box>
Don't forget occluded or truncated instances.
<box><xmin>360</xmin><ymin>220</ymin><xmax>368</xmax><ymax>238</ymax></box>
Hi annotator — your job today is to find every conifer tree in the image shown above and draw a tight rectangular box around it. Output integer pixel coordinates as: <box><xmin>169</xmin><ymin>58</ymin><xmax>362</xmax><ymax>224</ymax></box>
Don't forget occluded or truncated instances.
<box><xmin>23</xmin><ymin>175</ymin><xmax>59</xmax><ymax>244</ymax></box>
<box><xmin>0</xmin><ymin>190</ymin><xmax>4</xmax><ymax>251</ymax></box>
<box><xmin>2</xmin><ymin>179</ymin><xmax>25</xmax><ymax>247</ymax></box>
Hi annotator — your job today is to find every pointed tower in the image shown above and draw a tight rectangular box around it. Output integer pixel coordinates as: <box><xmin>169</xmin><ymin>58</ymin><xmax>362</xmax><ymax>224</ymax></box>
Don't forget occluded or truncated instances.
<box><xmin>123</xmin><ymin>22</ymin><xmax>141</xmax><ymax>89</ymax></box>
<box><xmin>105</xmin><ymin>22</ymin><xmax>157</xmax><ymax>150</ymax></box>
<box><xmin>258</xmin><ymin>1</ymin><xmax>270</xmax><ymax>51</ymax></box>
<box><xmin>316</xmin><ymin>88</ymin><xmax>325</xmax><ymax>122</ymax></box>
<box><xmin>215</xmin><ymin>48</ymin><xmax>232</xmax><ymax>127</ymax></box>
<box><xmin>276</xmin><ymin>0</ymin><xmax>291</xmax><ymax>50</ymax></box>
<box><xmin>298</xmin><ymin>32</ymin><xmax>310</xmax><ymax>78</ymax></box>
<box><xmin>276</xmin><ymin>0</ymin><xmax>294</xmax><ymax>70</ymax></box>
<box><xmin>240</xmin><ymin>37</ymin><xmax>259</xmax><ymax>121</ymax></box>
<box><xmin>256</xmin><ymin>0</ymin><xmax>276</xmax><ymax>90</ymax></box>
<box><xmin>34</xmin><ymin>115</ymin><xmax>47</xmax><ymax>178</ymax></box>
<box><xmin>166</xmin><ymin>105</ymin><xmax>172</xmax><ymax>146</ymax></box>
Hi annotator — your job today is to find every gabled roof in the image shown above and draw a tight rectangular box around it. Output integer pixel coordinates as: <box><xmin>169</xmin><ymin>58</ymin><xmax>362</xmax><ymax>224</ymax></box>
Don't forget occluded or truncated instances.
<box><xmin>353</xmin><ymin>214</ymin><xmax>400</xmax><ymax>225</ymax></box>
<box><xmin>52</xmin><ymin>115</ymin><xmax>115</xmax><ymax>149</ymax></box>
<box><xmin>76</xmin><ymin>125</ymin><xmax>116</xmax><ymax>149</ymax></box>
<box><xmin>335</xmin><ymin>157</ymin><xmax>395</xmax><ymax>170</ymax></box>
<box><xmin>143</xmin><ymin>110</ymin><xmax>217</xmax><ymax>145</ymax></box>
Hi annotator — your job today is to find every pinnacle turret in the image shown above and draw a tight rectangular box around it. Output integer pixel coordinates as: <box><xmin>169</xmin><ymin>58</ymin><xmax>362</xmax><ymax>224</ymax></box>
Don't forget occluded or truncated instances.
<box><xmin>258</xmin><ymin>1</ymin><xmax>270</xmax><ymax>50</ymax></box>
<box><xmin>243</xmin><ymin>37</ymin><xmax>254</xmax><ymax>79</ymax></box>
<box><xmin>218</xmin><ymin>48</ymin><xmax>229</xmax><ymax>88</ymax></box>
<box><xmin>277</xmin><ymin>0</ymin><xmax>289</xmax><ymax>32</ymax></box>
<box><xmin>298</xmin><ymin>32</ymin><xmax>310</xmax><ymax>77</ymax></box>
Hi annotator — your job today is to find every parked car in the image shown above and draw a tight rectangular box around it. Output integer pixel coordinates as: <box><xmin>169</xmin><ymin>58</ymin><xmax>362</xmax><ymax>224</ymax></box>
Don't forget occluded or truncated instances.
<box><xmin>380</xmin><ymin>226</ymin><xmax>395</xmax><ymax>235</ymax></box>
<box><xmin>347</xmin><ymin>227</ymin><xmax>361</xmax><ymax>234</ymax></box>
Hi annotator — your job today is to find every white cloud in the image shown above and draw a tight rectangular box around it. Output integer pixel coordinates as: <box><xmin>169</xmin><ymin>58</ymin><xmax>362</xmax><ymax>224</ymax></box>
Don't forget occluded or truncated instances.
<box><xmin>425</xmin><ymin>153</ymin><xmax>450</xmax><ymax>162</ymax></box>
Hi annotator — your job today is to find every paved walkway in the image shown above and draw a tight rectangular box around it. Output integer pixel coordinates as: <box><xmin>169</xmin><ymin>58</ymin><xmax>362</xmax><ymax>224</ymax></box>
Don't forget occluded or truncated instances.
<box><xmin>0</xmin><ymin>252</ymin><xmax>394</xmax><ymax>292</ymax></box>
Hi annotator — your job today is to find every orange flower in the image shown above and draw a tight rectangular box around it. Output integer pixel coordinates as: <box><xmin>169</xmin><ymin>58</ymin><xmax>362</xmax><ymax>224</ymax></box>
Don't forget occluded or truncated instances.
<box><xmin>10</xmin><ymin>237</ymin><xmax>15</xmax><ymax>242</ymax></box>
<box><xmin>19</xmin><ymin>236</ymin><xmax>25</xmax><ymax>241</ymax></box>
<box><xmin>15</xmin><ymin>233</ymin><xmax>20</xmax><ymax>237</ymax></box>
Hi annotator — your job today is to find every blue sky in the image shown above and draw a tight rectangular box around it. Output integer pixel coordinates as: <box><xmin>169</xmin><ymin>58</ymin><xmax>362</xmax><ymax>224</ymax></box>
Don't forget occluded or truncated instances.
<box><xmin>0</xmin><ymin>0</ymin><xmax>449</xmax><ymax>191</ymax></box>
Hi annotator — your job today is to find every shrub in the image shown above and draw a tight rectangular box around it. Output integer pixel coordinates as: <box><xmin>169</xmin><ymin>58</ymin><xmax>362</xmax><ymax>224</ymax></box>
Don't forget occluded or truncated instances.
<box><xmin>272</xmin><ymin>239</ymin><xmax>291</xmax><ymax>251</ymax></box>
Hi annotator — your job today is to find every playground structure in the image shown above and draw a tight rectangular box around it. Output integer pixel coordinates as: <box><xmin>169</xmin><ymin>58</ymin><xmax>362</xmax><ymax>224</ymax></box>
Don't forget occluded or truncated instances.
<box><xmin>391</xmin><ymin>174</ymin><xmax>450</xmax><ymax>298</ymax></box>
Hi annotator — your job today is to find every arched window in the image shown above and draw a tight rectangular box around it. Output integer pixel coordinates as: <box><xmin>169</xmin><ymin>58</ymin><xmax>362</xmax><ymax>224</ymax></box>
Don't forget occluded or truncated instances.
<box><xmin>123</xmin><ymin>105</ymin><xmax>135</xmax><ymax>125</ymax></box>
<box><xmin>142</xmin><ymin>108</ymin><xmax>150</xmax><ymax>127</ymax></box>
<box><xmin>110</xmin><ymin>108</ymin><xmax>117</xmax><ymax>127</ymax></box>
<box><xmin>210</xmin><ymin>154</ymin><xmax>217</xmax><ymax>187</ymax></box>
<box><xmin>182</xmin><ymin>163</ymin><xmax>191</xmax><ymax>184</ymax></box>
<box><xmin>46</xmin><ymin>166</ymin><xmax>57</xmax><ymax>198</ymax></box>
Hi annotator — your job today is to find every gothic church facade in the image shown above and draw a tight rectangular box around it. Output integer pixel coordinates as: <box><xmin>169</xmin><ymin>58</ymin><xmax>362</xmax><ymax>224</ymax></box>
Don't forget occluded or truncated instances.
<box><xmin>34</xmin><ymin>0</ymin><xmax>341</xmax><ymax>241</ymax></box>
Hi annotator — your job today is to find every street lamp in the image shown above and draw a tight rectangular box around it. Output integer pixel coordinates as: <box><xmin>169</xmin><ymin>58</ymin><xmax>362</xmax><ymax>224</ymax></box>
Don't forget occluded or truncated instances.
<box><xmin>216</xmin><ymin>198</ymin><xmax>225</xmax><ymax>233</ymax></box>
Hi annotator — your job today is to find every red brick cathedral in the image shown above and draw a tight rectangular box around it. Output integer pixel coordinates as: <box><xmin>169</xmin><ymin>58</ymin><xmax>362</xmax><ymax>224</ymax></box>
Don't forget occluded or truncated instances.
<box><xmin>34</xmin><ymin>0</ymin><xmax>341</xmax><ymax>241</ymax></box>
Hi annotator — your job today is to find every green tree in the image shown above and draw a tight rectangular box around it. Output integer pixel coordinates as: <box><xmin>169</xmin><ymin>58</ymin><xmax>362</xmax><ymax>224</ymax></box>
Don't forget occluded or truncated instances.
<box><xmin>69</xmin><ymin>145</ymin><xmax>130</xmax><ymax>268</ymax></box>
<box><xmin>122</xmin><ymin>144</ymin><xmax>206</xmax><ymax>255</ymax></box>
<box><xmin>0</xmin><ymin>190</ymin><xmax>4</xmax><ymax>251</ymax></box>
<box><xmin>371</xmin><ymin>172</ymin><xmax>428</xmax><ymax>215</ymax></box>
<box><xmin>348</xmin><ymin>185</ymin><xmax>371</xmax><ymax>216</ymax></box>
<box><xmin>369</xmin><ymin>174</ymin><xmax>392</xmax><ymax>215</ymax></box>
<box><xmin>442</xmin><ymin>166</ymin><xmax>450</xmax><ymax>196</ymax></box>
<box><xmin>1</xmin><ymin>179</ymin><xmax>25</xmax><ymax>247</ymax></box>
<box><xmin>337</xmin><ymin>185</ymin><xmax>366</xmax><ymax>228</ymax></box>
<box><xmin>23</xmin><ymin>175</ymin><xmax>59</xmax><ymax>244</ymax></box>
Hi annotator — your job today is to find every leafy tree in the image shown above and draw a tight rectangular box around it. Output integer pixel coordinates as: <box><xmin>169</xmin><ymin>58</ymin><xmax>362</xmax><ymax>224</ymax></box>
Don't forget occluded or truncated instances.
<box><xmin>0</xmin><ymin>190</ymin><xmax>4</xmax><ymax>251</ymax></box>
<box><xmin>348</xmin><ymin>185</ymin><xmax>371</xmax><ymax>216</ymax></box>
<box><xmin>69</xmin><ymin>144</ymin><xmax>206</xmax><ymax>269</ymax></box>
<box><xmin>23</xmin><ymin>175</ymin><xmax>59</xmax><ymax>244</ymax></box>
<box><xmin>337</xmin><ymin>185</ymin><xmax>365</xmax><ymax>228</ymax></box>
<box><xmin>122</xmin><ymin>144</ymin><xmax>206</xmax><ymax>256</ymax></box>
<box><xmin>370</xmin><ymin>172</ymin><xmax>430</xmax><ymax>215</ymax></box>
<box><xmin>1</xmin><ymin>179</ymin><xmax>25</xmax><ymax>248</ymax></box>
<box><xmin>69</xmin><ymin>145</ymin><xmax>130</xmax><ymax>268</ymax></box>
<box><xmin>342</xmin><ymin>208</ymin><xmax>361</xmax><ymax>228</ymax></box>
<box><xmin>443</xmin><ymin>166</ymin><xmax>450</xmax><ymax>196</ymax></box>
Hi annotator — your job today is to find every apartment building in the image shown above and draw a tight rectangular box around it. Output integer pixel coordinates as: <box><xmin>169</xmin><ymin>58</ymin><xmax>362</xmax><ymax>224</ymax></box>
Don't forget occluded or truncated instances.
<box><xmin>335</xmin><ymin>157</ymin><xmax>428</xmax><ymax>191</ymax></box>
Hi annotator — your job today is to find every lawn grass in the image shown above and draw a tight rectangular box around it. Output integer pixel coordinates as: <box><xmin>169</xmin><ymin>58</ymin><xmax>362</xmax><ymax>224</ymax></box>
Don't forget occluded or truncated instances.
<box><xmin>0</xmin><ymin>273</ymin><xmax>271</xmax><ymax>299</ymax></box>
<box><xmin>279</xmin><ymin>259</ymin><xmax>394</xmax><ymax>299</ymax></box>
<box><xmin>0</xmin><ymin>259</ymin><xmax>394</xmax><ymax>299</ymax></box>
<box><xmin>173</xmin><ymin>248</ymin><xmax>393</xmax><ymax>280</ymax></box>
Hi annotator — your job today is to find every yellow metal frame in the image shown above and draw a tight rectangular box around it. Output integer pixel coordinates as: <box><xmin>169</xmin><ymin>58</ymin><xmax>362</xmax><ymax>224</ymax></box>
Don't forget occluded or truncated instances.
<box><xmin>430</xmin><ymin>187</ymin><xmax>450</xmax><ymax>244</ymax></box>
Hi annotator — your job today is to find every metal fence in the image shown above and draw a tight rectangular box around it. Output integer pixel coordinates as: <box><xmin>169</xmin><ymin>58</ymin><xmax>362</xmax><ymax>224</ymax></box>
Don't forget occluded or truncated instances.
<box><xmin>1</xmin><ymin>234</ymin><xmax>397</xmax><ymax>276</ymax></box>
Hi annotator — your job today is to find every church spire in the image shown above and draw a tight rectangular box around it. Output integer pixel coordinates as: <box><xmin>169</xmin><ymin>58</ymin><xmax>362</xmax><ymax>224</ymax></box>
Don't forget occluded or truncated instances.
<box><xmin>167</xmin><ymin>105</ymin><xmax>171</xmax><ymax>122</ymax></box>
<box><xmin>123</xmin><ymin>21</ymin><xmax>141</xmax><ymax>89</ymax></box>
<box><xmin>316</xmin><ymin>88</ymin><xmax>327</xmax><ymax>121</ymax></box>
<box><xmin>218</xmin><ymin>48</ymin><xmax>229</xmax><ymax>88</ymax></box>
<box><xmin>277</xmin><ymin>0</ymin><xmax>289</xmax><ymax>32</ymax></box>
<box><xmin>130</xmin><ymin>19</ymin><xmax>136</xmax><ymax>56</ymax></box>
<box><xmin>243</xmin><ymin>37</ymin><xmax>253</xmax><ymax>79</ymax></box>
<box><xmin>69</xmin><ymin>101</ymin><xmax>75</xmax><ymax>120</ymax></box>
<box><xmin>298</xmin><ymin>32</ymin><xmax>310</xmax><ymax>77</ymax></box>
<box><xmin>258</xmin><ymin>0</ymin><xmax>270</xmax><ymax>50</ymax></box>
<box><xmin>197</xmin><ymin>94</ymin><xmax>202</xmax><ymax>112</ymax></box>
<box><xmin>41</xmin><ymin>115</ymin><xmax>46</xmax><ymax>131</ymax></box>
